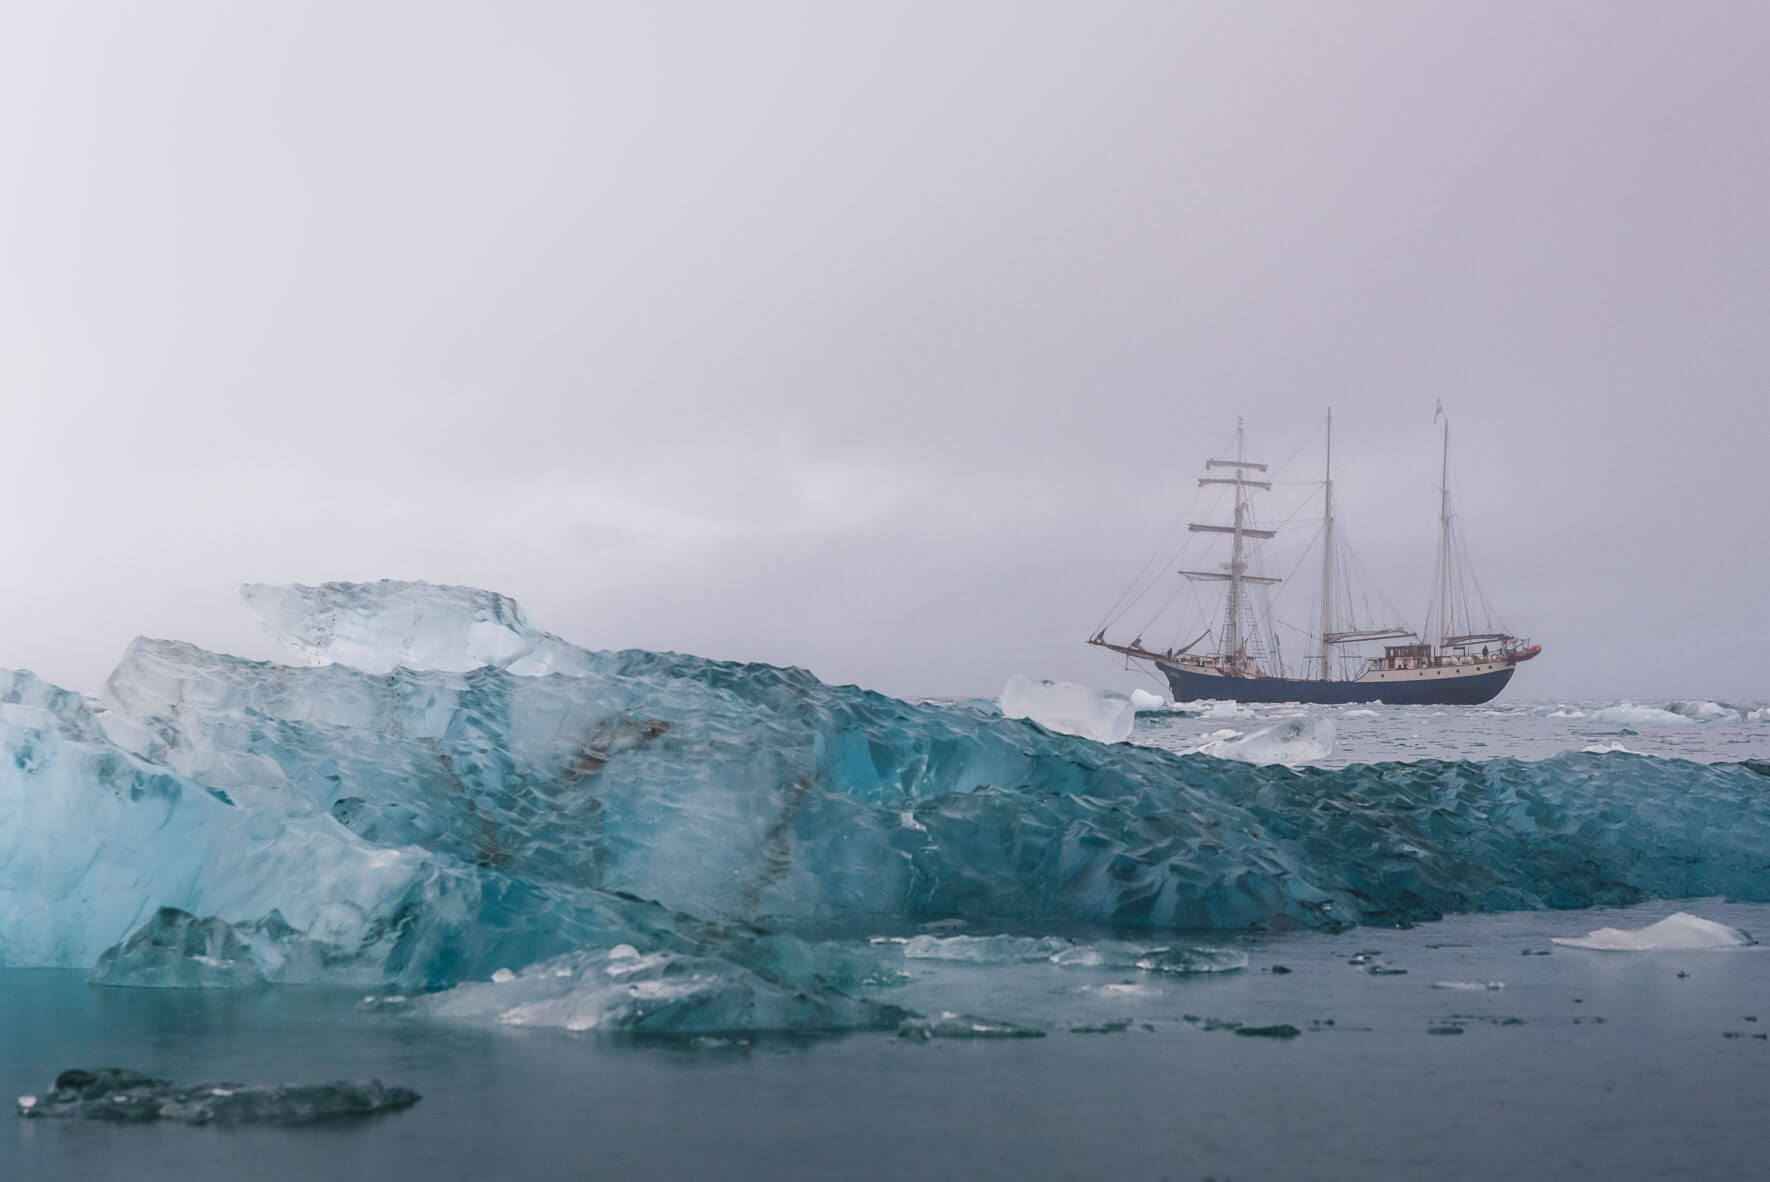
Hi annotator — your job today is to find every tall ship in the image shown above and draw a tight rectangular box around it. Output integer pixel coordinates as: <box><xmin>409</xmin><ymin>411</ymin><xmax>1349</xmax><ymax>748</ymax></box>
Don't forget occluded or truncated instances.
<box><xmin>1088</xmin><ymin>410</ymin><xmax>1540</xmax><ymax>705</ymax></box>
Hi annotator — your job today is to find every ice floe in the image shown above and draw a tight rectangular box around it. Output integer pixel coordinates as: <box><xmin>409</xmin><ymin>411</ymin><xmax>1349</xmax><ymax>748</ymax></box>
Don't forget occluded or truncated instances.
<box><xmin>1551</xmin><ymin>912</ymin><xmax>1754</xmax><ymax>951</ymax></box>
<box><xmin>999</xmin><ymin>675</ymin><xmax>1135</xmax><ymax>743</ymax></box>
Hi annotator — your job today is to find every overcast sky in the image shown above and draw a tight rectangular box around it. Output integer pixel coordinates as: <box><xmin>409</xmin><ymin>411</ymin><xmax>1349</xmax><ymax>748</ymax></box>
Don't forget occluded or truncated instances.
<box><xmin>3</xmin><ymin>2</ymin><xmax>1766</xmax><ymax>703</ymax></box>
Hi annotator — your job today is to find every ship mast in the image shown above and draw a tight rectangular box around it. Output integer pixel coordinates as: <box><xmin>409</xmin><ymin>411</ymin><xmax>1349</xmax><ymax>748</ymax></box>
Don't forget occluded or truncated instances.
<box><xmin>1193</xmin><ymin>419</ymin><xmax>1274</xmax><ymax>672</ymax></box>
<box><xmin>1435</xmin><ymin>411</ymin><xmax>1451</xmax><ymax>649</ymax></box>
<box><xmin>1319</xmin><ymin>408</ymin><xmax>1334</xmax><ymax>679</ymax></box>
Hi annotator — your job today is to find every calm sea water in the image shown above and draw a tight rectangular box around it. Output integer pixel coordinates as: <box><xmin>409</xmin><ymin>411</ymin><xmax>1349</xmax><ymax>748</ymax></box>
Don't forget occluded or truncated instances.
<box><xmin>6</xmin><ymin>697</ymin><xmax>1769</xmax><ymax>1181</ymax></box>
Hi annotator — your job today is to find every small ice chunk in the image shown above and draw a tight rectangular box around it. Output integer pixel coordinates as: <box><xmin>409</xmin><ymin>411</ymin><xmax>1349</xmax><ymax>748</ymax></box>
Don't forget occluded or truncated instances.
<box><xmin>999</xmin><ymin>675</ymin><xmax>1135</xmax><ymax>744</ymax></box>
<box><xmin>1128</xmin><ymin>689</ymin><xmax>1171</xmax><ymax>712</ymax></box>
<box><xmin>1192</xmin><ymin>717</ymin><xmax>1335</xmax><ymax>765</ymax></box>
<box><xmin>491</xmin><ymin>968</ymin><xmax>517</xmax><ymax>984</ymax></box>
<box><xmin>1586</xmin><ymin>703</ymin><xmax>1694</xmax><ymax>727</ymax></box>
<box><xmin>1552</xmin><ymin>912</ymin><xmax>1753</xmax><ymax>951</ymax></box>
<box><xmin>1431</xmin><ymin>980</ymin><xmax>1506</xmax><ymax>991</ymax></box>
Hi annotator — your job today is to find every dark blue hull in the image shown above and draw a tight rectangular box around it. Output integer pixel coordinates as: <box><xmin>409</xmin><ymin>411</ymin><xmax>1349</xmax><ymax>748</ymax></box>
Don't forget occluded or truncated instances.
<box><xmin>1159</xmin><ymin>664</ymin><xmax>1516</xmax><ymax>705</ymax></box>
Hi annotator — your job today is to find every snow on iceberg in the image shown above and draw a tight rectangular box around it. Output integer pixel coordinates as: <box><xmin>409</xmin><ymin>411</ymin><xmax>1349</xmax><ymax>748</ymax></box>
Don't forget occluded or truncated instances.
<box><xmin>1550</xmin><ymin>912</ymin><xmax>1754</xmax><ymax>951</ymax></box>
<box><xmin>998</xmin><ymin>675</ymin><xmax>1134</xmax><ymax>743</ymax></box>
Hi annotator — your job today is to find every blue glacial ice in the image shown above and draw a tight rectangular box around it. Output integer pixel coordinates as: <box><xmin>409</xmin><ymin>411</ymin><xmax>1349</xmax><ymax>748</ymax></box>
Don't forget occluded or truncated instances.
<box><xmin>6</xmin><ymin>579</ymin><xmax>1770</xmax><ymax>1034</ymax></box>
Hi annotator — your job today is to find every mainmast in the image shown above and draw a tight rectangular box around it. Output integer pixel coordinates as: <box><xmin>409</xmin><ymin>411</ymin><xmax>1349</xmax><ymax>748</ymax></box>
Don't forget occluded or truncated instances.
<box><xmin>1319</xmin><ymin>408</ymin><xmax>1334</xmax><ymax>679</ymax></box>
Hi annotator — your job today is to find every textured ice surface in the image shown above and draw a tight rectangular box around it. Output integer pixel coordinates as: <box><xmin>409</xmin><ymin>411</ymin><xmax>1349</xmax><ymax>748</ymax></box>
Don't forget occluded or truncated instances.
<box><xmin>1550</xmin><ymin>912</ymin><xmax>1753</xmax><ymax>951</ymax></box>
<box><xmin>8</xmin><ymin>582</ymin><xmax>1770</xmax><ymax>1039</ymax></box>
<box><xmin>17</xmin><ymin>1068</ymin><xmax>418</xmax><ymax>1124</ymax></box>
<box><xmin>999</xmin><ymin>675</ymin><xmax>1135</xmax><ymax>743</ymax></box>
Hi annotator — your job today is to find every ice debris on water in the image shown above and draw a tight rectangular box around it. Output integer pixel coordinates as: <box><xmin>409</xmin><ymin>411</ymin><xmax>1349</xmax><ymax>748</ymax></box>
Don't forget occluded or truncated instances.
<box><xmin>1551</xmin><ymin>912</ymin><xmax>1754</xmax><ymax>951</ymax></box>
<box><xmin>1233</xmin><ymin>1024</ymin><xmax>1301</xmax><ymax>1039</ymax></box>
<box><xmin>427</xmin><ymin>944</ymin><xmax>906</xmax><ymax>1036</ymax></box>
<box><xmin>898</xmin><ymin>1012</ymin><xmax>1045</xmax><ymax>1040</ymax></box>
<box><xmin>7</xmin><ymin>581</ymin><xmax>1770</xmax><ymax>1038</ymax></box>
<box><xmin>998</xmin><ymin>674</ymin><xmax>1134</xmax><ymax>743</ymax></box>
<box><xmin>1431</xmin><ymin>980</ymin><xmax>1505</xmax><ymax>991</ymax></box>
<box><xmin>896</xmin><ymin>934</ymin><xmax>1246</xmax><ymax>974</ymax></box>
<box><xmin>17</xmin><ymin>1068</ymin><xmax>418</xmax><ymax>1124</ymax></box>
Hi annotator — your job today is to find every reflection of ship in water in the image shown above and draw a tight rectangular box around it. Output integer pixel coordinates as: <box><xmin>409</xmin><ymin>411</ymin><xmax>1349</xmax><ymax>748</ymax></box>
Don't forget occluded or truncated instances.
<box><xmin>1088</xmin><ymin>410</ymin><xmax>1540</xmax><ymax>705</ymax></box>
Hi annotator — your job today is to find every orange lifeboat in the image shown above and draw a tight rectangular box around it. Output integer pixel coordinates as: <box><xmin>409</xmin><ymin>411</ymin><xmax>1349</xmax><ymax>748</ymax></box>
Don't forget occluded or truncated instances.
<box><xmin>1506</xmin><ymin>644</ymin><xmax>1542</xmax><ymax>664</ymax></box>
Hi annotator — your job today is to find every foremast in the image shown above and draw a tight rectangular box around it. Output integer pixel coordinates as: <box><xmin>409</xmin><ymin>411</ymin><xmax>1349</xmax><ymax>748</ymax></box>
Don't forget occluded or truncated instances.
<box><xmin>1190</xmin><ymin>418</ymin><xmax>1274</xmax><ymax>673</ymax></box>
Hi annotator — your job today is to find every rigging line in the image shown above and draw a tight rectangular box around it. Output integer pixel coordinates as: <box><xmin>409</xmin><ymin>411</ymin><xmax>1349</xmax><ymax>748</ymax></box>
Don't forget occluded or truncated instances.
<box><xmin>1249</xmin><ymin>530</ymin><xmax>1321</xmax><ymax>637</ymax></box>
<box><xmin>1095</xmin><ymin>482</ymin><xmax>1225</xmax><ymax>632</ymax></box>
<box><xmin>1267</xmin><ymin>420</ymin><xmax>1323</xmax><ymax>487</ymax></box>
<box><xmin>1101</xmin><ymin>481</ymin><xmax>1232</xmax><ymax>629</ymax></box>
<box><xmin>1133</xmin><ymin>576</ymin><xmax>1191</xmax><ymax>642</ymax></box>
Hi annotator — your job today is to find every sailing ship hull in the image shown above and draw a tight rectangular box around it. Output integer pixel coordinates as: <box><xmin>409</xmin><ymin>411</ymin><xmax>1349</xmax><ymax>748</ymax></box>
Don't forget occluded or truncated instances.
<box><xmin>1158</xmin><ymin>662</ymin><xmax>1515</xmax><ymax>706</ymax></box>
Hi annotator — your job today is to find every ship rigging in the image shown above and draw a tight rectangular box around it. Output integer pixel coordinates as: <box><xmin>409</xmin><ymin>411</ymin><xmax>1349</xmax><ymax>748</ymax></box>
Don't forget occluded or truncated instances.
<box><xmin>1088</xmin><ymin>410</ymin><xmax>1540</xmax><ymax>705</ymax></box>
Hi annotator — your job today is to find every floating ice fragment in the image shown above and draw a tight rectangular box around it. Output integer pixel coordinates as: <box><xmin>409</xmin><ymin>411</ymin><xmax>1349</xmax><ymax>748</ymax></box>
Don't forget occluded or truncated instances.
<box><xmin>1666</xmin><ymin>700</ymin><xmax>1741</xmax><ymax>723</ymax></box>
<box><xmin>1192</xmin><ymin>717</ymin><xmax>1335</xmax><ymax>765</ymax></box>
<box><xmin>1133</xmin><ymin>946</ymin><xmax>1248</xmax><ymax>975</ymax></box>
<box><xmin>1234</xmin><ymin>1024</ymin><xmax>1301</xmax><ymax>1039</ymax></box>
<box><xmin>1552</xmin><ymin>912</ymin><xmax>1753</xmax><ymax>951</ymax></box>
<box><xmin>998</xmin><ymin>675</ymin><xmax>1134</xmax><ymax>743</ymax></box>
<box><xmin>901</xmin><ymin>934</ymin><xmax>1069</xmax><ymax>963</ymax></box>
<box><xmin>1128</xmin><ymin>689</ymin><xmax>1171</xmax><ymax>712</ymax></box>
<box><xmin>897</xmin><ymin>1013</ymin><xmax>1044</xmax><ymax>1040</ymax></box>
<box><xmin>429</xmin><ymin>944</ymin><xmax>903</xmax><ymax>1036</ymax></box>
<box><xmin>1580</xmin><ymin>742</ymin><xmax>1640</xmax><ymax>755</ymax></box>
<box><xmin>491</xmin><ymin>968</ymin><xmax>516</xmax><ymax>984</ymax></box>
<box><xmin>1587</xmin><ymin>703</ymin><xmax>1695</xmax><ymax>727</ymax></box>
<box><xmin>1431</xmin><ymin>980</ymin><xmax>1506</xmax><ymax>991</ymax></box>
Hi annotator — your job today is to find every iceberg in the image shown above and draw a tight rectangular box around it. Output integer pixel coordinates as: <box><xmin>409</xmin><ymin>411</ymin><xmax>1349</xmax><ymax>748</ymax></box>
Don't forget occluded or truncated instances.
<box><xmin>1550</xmin><ymin>912</ymin><xmax>1754</xmax><ymax>951</ymax></box>
<box><xmin>8</xmin><ymin>579</ymin><xmax>1770</xmax><ymax>1036</ymax></box>
<box><xmin>998</xmin><ymin>675</ymin><xmax>1135</xmax><ymax>743</ymax></box>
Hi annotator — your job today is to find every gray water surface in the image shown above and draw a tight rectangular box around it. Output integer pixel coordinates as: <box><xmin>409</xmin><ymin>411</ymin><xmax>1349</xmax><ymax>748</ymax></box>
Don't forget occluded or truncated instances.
<box><xmin>7</xmin><ymin>901</ymin><xmax>1768</xmax><ymax>1181</ymax></box>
